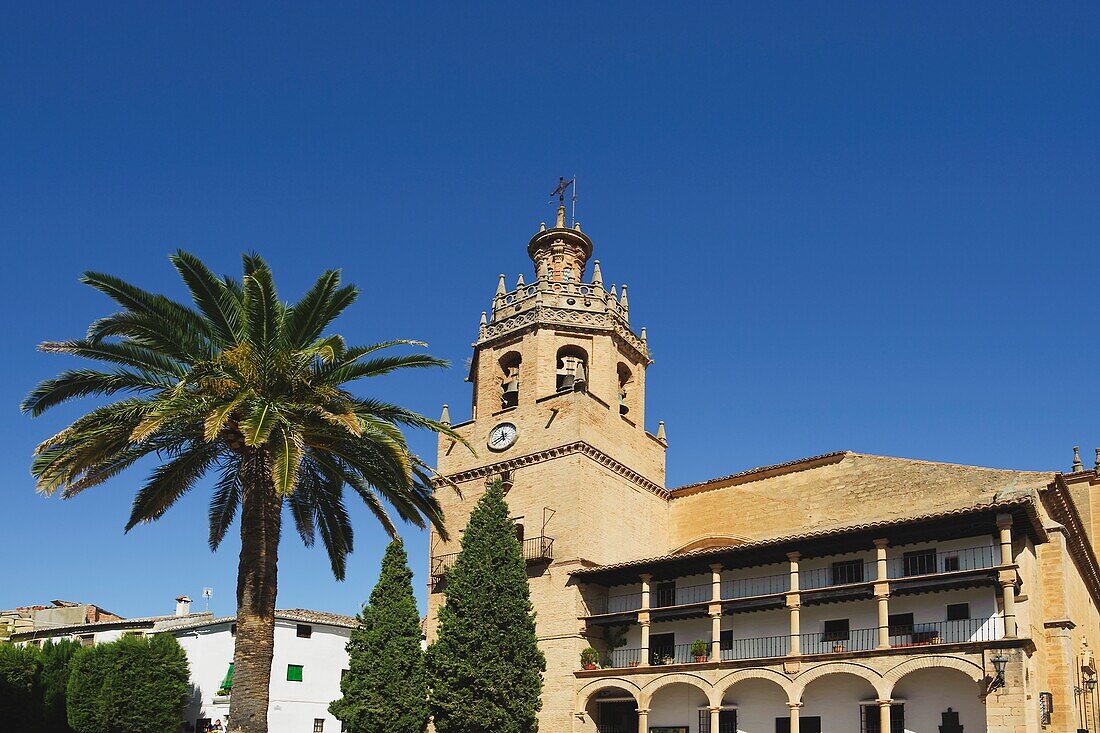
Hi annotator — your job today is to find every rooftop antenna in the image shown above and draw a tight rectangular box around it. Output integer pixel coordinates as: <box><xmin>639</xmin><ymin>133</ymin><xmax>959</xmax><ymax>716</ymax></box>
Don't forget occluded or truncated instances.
<box><xmin>202</xmin><ymin>587</ymin><xmax>213</xmax><ymax>612</ymax></box>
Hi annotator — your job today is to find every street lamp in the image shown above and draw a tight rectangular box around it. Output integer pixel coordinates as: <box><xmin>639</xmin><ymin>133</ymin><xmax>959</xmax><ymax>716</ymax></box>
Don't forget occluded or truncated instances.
<box><xmin>989</xmin><ymin>654</ymin><xmax>1008</xmax><ymax>691</ymax></box>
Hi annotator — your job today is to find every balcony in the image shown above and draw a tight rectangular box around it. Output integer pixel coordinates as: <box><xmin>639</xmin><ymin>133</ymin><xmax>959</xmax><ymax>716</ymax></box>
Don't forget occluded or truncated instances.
<box><xmin>431</xmin><ymin>535</ymin><xmax>554</xmax><ymax>580</ymax></box>
<box><xmin>589</xmin><ymin>618</ymin><xmax>1006</xmax><ymax>670</ymax></box>
<box><xmin>581</xmin><ymin>544</ymin><xmax>1001</xmax><ymax>619</ymax></box>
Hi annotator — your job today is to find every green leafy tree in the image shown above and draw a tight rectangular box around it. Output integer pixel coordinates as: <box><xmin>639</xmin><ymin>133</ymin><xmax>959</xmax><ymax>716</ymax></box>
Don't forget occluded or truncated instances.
<box><xmin>100</xmin><ymin>634</ymin><xmax>190</xmax><ymax>733</ymax></box>
<box><xmin>22</xmin><ymin>252</ymin><xmax>460</xmax><ymax>733</ymax></box>
<box><xmin>40</xmin><ymin>638</ymin><xmax>80</xmax><ymax>733</ymax></box>
<box><xmin>330</xmin><ymin>538</ymin><xmax>428</xmax><ymax>733</ymax></box>
<box><xmin>0</xmin><ymin>641</ymin><xmax>43</xmax><ymax>731</ymax></box>
<box><xmin>67</xmin><ymin>643</ymin><xmax>116</xmax><ymax>733</ymax></box>
<box><xmin>427</xmin><ymin>480</ymin><xmax>545</xmax><ymax>733</ymax></box>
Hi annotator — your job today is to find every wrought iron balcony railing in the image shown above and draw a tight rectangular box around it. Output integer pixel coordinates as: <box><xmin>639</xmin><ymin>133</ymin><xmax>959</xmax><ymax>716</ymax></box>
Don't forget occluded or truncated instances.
<box><xmin>587</xmin><ymin>618</ymin><xmax>1006</xmax><ymax>670</ymax></box>
<box><xmin>582</xmin><ymin>545</ymin><xmax>1002</xmax><ymax>616</ymax></box>
<box><xmin>431</xmin><ymin>535</ymin><xmax>554</xmax><ymax>579</ymax></box>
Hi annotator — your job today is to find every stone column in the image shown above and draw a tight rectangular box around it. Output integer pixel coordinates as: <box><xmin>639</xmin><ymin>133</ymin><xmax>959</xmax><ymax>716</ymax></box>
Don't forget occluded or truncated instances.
<box><xmin>709</xmin><ymin>706</ymin><xmax>721</xmax><ymax>733</ymax></box>
<box><xmin>787</xmin><ymin>702</ymin><xmax>802</xmax><ymax>733</ymax></box>
<box><xmin>710</xmin><ymin>563</ymin><xmax>723</xmax><ymax>661</ymax></box>
<box><xmin>877</xmin><ymin>700</ymin><xmax>893</xmax><ymax>733</ymax></box>
<box><xmin>996</xmin><ymin>515</ymin><xmax>1018</xmax><ymax>637</ymax></box>
<box><xmin>639</xmin><ymin>573</ymin><xmax>652</xmax><ymax>666</ymax></box>
<box><xmin>874</xmin><ymin>539</ymin><xmax>891</xmax><ymax>649</ymax></box>
<box><xmin>787</xmin><ymin>552</ymin><xmax>801</xmax><ymax>655</ymax></box>
<box><xmin>710</xmin><ymin>610</ymin><xmax>722</xmax><ymax>662</ymax></box>
<box><xmin>637</xmin><ymin>707</ymin><xmax>649</xmax><ymax>733</ymax></box>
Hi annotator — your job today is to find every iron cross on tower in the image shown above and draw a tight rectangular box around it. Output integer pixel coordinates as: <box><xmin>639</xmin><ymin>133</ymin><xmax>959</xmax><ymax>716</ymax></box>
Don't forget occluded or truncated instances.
<box><xmin>549</xmin><ymin>176</ymin><xmax>577</xmax><ymax>226</ymax></box>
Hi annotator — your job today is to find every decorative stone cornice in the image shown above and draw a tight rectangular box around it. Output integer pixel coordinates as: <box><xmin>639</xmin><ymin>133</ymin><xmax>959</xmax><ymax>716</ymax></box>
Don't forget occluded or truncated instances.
<box><xmin>432</xmin><ymin>440</ymin><xmax>669</xmax><ymax>500</ymax></box>
<box><xmin>1042</xmin><ymin>475</ymin><xmax>1100</xmax><ymax>608</ymax></box>
<box><xmin>478</xmin><ymin>305</ymin><xmax>650</xmax><ymax>363</ymax></box>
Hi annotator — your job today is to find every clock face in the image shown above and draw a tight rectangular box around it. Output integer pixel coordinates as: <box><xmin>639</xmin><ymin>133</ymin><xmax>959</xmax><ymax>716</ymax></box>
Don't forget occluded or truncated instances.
<box><xmin>487</xmin><ymin>422</ymin><xmax>518</xmax><ymax>451</ymax></box>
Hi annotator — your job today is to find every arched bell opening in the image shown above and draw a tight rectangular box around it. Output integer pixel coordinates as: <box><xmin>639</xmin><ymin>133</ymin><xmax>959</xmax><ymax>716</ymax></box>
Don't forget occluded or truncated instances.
<box><xmin>557</xmin><ymin>345</ymin><xmax>589</xmax><ymax>393</ymax></box>
<box><xmin>617</xmin><ymin>362</ymin><xmax>634</xmax><ymax>416</ymax></box>
<box><xmin>498</xmin><ymin>351</ymin><xmax>521</xmax><ymax>409</ymax></box>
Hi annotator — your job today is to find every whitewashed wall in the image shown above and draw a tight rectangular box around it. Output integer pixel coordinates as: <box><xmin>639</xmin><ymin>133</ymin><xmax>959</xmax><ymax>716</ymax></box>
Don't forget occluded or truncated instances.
<box><xmin>647</xmin><ymin>682</ymin><xmax>709</xmax><ymax>732</ymax></box>
<box><xmin>723</xmin><ymin>678</ymin><xmax>789</xmax><ymax>733</ymax></box>
<box><xmin>175</xmin><ymin>618</ymin><xmax>351</xmax><ymax>732</ymax></box>
<box><xmin>893</xmin><ymin>667</ymin><xmax>986</xmax><ymax>733</ymax></box>
<box><xmin>801</xmin><ymin>673</ymin><xmax>878</xmax><ymax>731</ymax></box>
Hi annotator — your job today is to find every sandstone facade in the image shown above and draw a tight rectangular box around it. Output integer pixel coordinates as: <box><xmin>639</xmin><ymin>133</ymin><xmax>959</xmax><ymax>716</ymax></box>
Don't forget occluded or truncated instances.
<box><xmin>427</xmin><ymin>207</ymin><xmax>1100</xmax><ymax>733</ymax></box>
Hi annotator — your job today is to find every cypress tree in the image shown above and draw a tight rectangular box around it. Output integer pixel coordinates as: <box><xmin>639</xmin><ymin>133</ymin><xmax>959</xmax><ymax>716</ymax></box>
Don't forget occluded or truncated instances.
<box><xmin>100</xmin><ymin>634</ymin><xmax>190</xmax><ymax>733</ymax></box>
<box><xmin>0</xmin><ymin>641</ymin><xmax>43</xmax><ymax>731</ymax></box>
<box><xmin>40</xmin><ymin>639</ymin><xmax>80</xmax><ymax>733</ymax></box>
<box><xmin>427</xmin><ymin>479</ymin><xmax>545</xmax><ymax>733</ymax></box>
<box><xmin>67</xmin><ymin>643</ymin><xmax>114</xmax><ymax>733</ymax></box>
<box><xmin>330</xmin><ymin>538</ymin><xmax>428</xmax><ymax>733</ymax></box>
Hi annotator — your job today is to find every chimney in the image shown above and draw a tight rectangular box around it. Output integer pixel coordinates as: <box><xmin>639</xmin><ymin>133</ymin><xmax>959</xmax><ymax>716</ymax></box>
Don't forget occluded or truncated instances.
<box><xmin>175</xmin><ymin>595</ymin><xmax>192</xmax><ymax>617</ymax></box>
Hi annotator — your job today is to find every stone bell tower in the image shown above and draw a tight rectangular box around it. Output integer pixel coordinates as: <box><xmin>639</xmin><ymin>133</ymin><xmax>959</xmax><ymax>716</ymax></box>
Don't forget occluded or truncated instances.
<box><xmin>426</xmin><ymin>202</ymin><xmax>671</xmax><ymax>731</ymax></box>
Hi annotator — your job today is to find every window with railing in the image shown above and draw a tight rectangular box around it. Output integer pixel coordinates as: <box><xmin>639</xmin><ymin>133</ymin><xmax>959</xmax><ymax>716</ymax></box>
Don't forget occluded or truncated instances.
<box><xmin>651</xmin><ymin>581</ymin><xmax>676</xmax><ymax>608</ymax></box>
<box><xmin>648</xmin><ymin>633</ymin><xmax>675</xmax><ymax>665</ymax></box>
<box><xmin>821</xmin><ymin>619</ymin><xmax>850</xmax><ymax>642</ymax></box>
<box><xmin>831</xmin><ymin>559</ymin><xmax>865</xmax><ymax>584</ymax></box>
<box><xmin>902</xmin><ymin>549</ymin><xmax>936</xmax><ymax>576</ymax></box>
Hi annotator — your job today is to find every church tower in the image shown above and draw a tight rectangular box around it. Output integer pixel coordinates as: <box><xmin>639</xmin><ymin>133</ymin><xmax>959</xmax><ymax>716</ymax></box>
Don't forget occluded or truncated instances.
<box><xmin>427</xmin><ymin>202</ymin><xmax>670</xmax><ymax>731</ymax></box>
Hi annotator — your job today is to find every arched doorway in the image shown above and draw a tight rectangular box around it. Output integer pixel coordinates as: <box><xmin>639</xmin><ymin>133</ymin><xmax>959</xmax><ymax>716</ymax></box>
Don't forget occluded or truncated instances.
<box><xmin>718</xmin><ymin>676</ymin><xmax>791</xmax><ymax>733</ymax></box>
<box><xmin>891</xmin><ymin>666</ymin><xmax>985</xmax><ymax>733</ymax></box>
<box><xmin>584</xmin><ymin>686</ymin><xmax>639</xmax><ymax>733</ymax></box>
<box><xmin>645</xmin><ymin>679</ymin><xmax>711</xmax><ymax>733</ymax></box>
<box><xmin>799</xmin><ymin>670</ymin><xmax>881</xmax><ymax>733</ymax></box>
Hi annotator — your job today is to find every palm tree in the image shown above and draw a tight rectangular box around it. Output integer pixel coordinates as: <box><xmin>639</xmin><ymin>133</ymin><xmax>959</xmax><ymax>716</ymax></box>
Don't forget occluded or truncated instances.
<box><xmin>22</xmin><ymin>252</ymin><xmax>460</xmax><ymax>733</ymax></box>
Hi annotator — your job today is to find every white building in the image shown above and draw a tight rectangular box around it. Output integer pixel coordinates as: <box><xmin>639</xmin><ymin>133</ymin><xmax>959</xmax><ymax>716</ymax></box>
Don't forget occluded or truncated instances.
<box><xmin>12</xmin><ymin>600</ymin><xmax>355</xmax><ymax>733</ymax></box>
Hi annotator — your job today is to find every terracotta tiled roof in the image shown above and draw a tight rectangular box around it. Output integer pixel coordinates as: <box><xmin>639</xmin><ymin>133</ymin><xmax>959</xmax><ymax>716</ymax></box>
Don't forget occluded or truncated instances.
<box><xmin>153</xmin><ymin>608</ymin><xmax>358</xmax><ymax>634</ymax></box>
<box><xmin>275</xmin><ymin>609</ymin><xmax>358</xmax><ymax>628</ymax></box>
<box><xmin>10</xmin><ymin>612</ymin><xmax>213</xmax><ymax>641</ymax></box>
<box><xmin>12</xmin><ymin>607</ymin><xmax>359</xmax><ymax>641</ymax></box>
<box><xmin>670</xmin><ymin>451</ymin><xmax>849</xmax><ymax>494</ymax></box>
<box><xmin>572</xmin><ymin>495</ymin><xmax>1045</xmax><ymax>579</ymax></box>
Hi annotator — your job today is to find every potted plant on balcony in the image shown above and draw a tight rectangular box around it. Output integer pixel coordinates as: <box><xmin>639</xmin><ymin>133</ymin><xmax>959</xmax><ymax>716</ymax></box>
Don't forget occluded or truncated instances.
<box><xmin>832</xmin><ymin>642</ymin><xmax>846</xmax><ymax>653</ymax></box>
<box><xmin>691</xmin><ymin>639</ymin><xmax>709</xmax><ymax>663</ymax></box>
<box><xmin>580</xmin><ymin>646</ymin><xmax>600</xmax><ymax>671</ymax></box>
<box><xmin>600</xmin><ymin>624</ymin><xmax>632</xmax><ymax>668</ymax></box>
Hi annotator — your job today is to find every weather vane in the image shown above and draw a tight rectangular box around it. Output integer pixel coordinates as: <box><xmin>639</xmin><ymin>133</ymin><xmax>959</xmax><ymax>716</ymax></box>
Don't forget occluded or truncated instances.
<box><xmin>548</xmin><ymin>175</ymin><xmax>577</xmax><ymax>226</ymax></box>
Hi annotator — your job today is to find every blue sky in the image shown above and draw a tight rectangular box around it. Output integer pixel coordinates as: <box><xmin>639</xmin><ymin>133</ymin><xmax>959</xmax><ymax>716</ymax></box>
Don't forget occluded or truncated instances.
<box><xmin>2</xmin><ymin>3</ymin><xmax>1098</xmax><ymax>618</ymax></box>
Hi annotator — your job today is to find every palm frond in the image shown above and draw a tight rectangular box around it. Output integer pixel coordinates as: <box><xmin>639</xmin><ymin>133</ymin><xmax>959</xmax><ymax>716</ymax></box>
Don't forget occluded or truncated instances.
<box><xmin>86</xmin><ymin>311</ymin><xmax>211</xmax><ymax>363</ymax></box>
<box><xmin>126</xmin><ymin>441</ymin><xmax>220</xmax><ymax>531</ymax></box>
<box><xmin>38</xmin><ymin>340</ymin><xmax>186</xmax><ymax>378</ymax></box>
<box><xmin>311</xmin><ymin>475</ymin><xmax>354</xmax><ymax>580</ymax></box>
<box><xmin>239</xmin><ymin>401</ymin><xmax>278</xmax><ymax>446</ymax></box>
<box><xmin>316</xmin><ymin>353</ymin><xmax>448</xmax><ymax>386</ymax></box>
<box><xmin>270</xmin><ymin>426</ymin><xmax>304</xmax><ymax>495</ymax></box>
<box><xmin>21</xmin><ymin>369</ymin><xmax>169</xmax><ymax>417</ymax></box>
<box><xmin>80</xmin><ymin>271</ymin><xmax>210</xmax><ymax>338</ymax></box>
<box><xmin>284</xmin><ymin>270</ymin><xmax>341</xmax><ymax>349</ymax></box>
<box><xmin>170</xmin><ymin>250</ymin><xmax>244</xmax><ymax>346</ymax></box>
<box><xmin>208</xmin><ymin>456</ymin><xmax>242</xmax><ymax>550</ymax></box>
<box><xmin>242</xmin><ymin>260</ymin><xmax>282</xmax><ymax>351</ymax></box>
<box><xmin>286</xmin><ymin>458</ymin><xmax>323</xmax><ymax>547</ymax></box>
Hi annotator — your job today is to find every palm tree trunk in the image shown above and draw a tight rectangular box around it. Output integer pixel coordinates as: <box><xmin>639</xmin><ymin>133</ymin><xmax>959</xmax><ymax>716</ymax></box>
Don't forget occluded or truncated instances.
<box><xmin>229</xmin><ymin>451</ymin><xmax>281</xmax><ymax>733</ymax></box>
